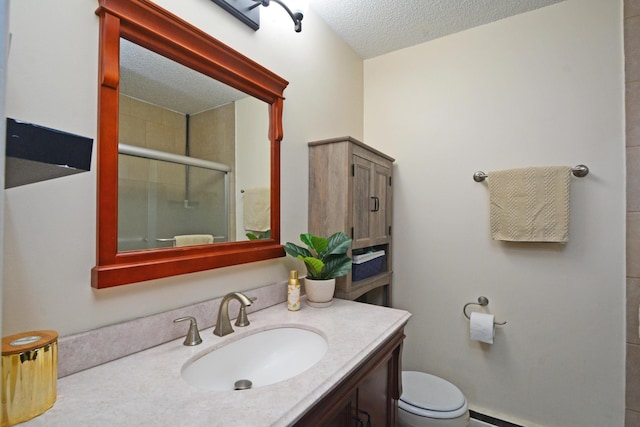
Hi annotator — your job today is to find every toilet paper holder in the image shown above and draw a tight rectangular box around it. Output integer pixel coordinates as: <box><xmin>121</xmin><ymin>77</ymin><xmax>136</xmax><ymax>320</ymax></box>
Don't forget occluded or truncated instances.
<box><xmin>463</xmin><ymin>296</ymin><xmax>507</xmax><ymax>326</ymax></box>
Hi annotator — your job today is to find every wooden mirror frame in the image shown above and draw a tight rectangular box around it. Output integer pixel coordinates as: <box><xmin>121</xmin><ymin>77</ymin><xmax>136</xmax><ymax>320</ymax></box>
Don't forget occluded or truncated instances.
<box><xmin>92</xmin><ymin>0</ymin><xmax>288</xmax><ymax>288</ymax></box>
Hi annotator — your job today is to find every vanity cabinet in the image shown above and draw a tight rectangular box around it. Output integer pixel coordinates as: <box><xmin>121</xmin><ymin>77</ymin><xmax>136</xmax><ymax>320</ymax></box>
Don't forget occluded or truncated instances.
<box><xmin>308</xmin><ymin>137</ymin><xmax>394</xmax><ymax>304</ymax></box>
<box><xmin>294</xmin><ymin>326</ymin><xmax>405</xmax><ymax>427</ymax></box>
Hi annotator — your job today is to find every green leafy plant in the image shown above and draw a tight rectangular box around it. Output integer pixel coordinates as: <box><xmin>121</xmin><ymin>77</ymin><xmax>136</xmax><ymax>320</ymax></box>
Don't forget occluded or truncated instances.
<box><xmin>284</xmin><ymin>232</ymin><xmax>352</xmax><ymax>280</ymax></box>
<box><xmin>246</xmin><ymin>230</ymin><xmax>271</xmax><ymax>240</ymax></box>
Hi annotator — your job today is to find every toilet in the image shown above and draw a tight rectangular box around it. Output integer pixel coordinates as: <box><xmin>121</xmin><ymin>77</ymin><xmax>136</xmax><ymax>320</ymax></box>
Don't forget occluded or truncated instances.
<box><xmin>398</xmin><ymin>371</ymin><xmax>470</xmax><ymax>427</ymax></box>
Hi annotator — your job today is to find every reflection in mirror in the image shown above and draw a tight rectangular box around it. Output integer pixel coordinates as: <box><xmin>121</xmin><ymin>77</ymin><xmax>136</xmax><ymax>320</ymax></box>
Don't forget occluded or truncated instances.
<box><xmin>117</xmin><ymin>146</ymin><xmax>231</xmax><ymax>251</ymax></box>
<box><xmin>117</xmin><ymin>40</ymin><xmax>270</xmax><ymax>251</ymax></box>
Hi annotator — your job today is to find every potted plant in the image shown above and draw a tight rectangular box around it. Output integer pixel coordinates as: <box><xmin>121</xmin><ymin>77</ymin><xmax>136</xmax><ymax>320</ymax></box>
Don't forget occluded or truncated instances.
<box><xmin>284</xmin><ymin>231</ymin><xmax>352</xmax><ymax>307</ymax></box>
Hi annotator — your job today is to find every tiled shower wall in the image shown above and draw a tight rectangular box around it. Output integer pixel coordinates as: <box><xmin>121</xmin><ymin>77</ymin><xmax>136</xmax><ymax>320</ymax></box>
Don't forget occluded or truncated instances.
<box><xmin>118</xmin><ymin>95</ymin><xmax>237</xmax><ymax>244</ymax></box>
<box><xmin>626</xmin><ymin>0</ymin><xmax>640</xmax><ymax>425</ymax></box>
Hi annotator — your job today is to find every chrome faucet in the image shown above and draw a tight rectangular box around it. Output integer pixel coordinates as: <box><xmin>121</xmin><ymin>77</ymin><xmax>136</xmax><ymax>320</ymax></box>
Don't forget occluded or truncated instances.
<box><xmin>213</xmin><ymin>292</ymin><xmax>254</xmax><ymax>337</ymax></box>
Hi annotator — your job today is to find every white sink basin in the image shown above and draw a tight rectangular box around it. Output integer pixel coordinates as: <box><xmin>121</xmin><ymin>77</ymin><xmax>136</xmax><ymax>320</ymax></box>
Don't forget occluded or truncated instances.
<box><xmin>181</xmin><ymin>327</ymin><xmax>328</xmax><ymax>391</ymax></box>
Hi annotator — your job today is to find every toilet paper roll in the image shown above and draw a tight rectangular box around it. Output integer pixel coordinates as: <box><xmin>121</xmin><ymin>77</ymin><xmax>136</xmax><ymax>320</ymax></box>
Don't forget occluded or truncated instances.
<box><xmin>470</xmin><ymin>311</ymin><xmax>495</xmax><ymax>344</ymax></box>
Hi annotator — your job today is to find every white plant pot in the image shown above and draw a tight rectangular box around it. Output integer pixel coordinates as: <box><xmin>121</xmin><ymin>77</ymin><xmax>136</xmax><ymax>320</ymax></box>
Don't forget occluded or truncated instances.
<box><xmin>304</xmin><ymin>278</ymin><xmax>336</xmax><ymax>307</ymax></box>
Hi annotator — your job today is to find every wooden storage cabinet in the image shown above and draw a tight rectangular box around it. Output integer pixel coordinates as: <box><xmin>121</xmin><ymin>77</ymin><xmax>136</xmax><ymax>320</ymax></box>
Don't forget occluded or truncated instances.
<box><xmin>352</xmin><ymin>153</ymin><xmax>392</xmax><ymax>248</ymax></box>
<box><xmin>308</xmin><ymin>137</ymin><xmax>394</xmax><ymax>304</ymax></box>
<box><xmin>293</xmin><ymin>326</ymin><xmax>405</xmax><ymax>427</ymax></box>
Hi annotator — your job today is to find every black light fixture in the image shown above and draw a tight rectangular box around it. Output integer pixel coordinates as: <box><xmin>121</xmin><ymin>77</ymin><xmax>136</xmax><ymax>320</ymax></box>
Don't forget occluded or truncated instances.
<box><xmin>210</xmin><ymin>0</ymin><xmax>304</xmax><ymax>33</ymax></box>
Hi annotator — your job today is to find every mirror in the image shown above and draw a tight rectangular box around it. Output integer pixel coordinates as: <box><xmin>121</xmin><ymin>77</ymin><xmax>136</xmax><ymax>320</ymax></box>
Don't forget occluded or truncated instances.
<box><xmin>93</xmin><ymin>0</ymin><xmax>288</xmax><ymax>288</ymax></box>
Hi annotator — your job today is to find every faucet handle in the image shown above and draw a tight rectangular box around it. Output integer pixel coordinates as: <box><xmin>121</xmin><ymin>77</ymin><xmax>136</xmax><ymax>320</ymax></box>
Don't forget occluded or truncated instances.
<box><xmin>173</xmin><ymin>316</ymin><xmax>203</xmax><ymax>346</ymax></box>
<box><xmin>235</xmin><ymin>297</ymin><xmax>257</xmax><ymax>327</ymax></box>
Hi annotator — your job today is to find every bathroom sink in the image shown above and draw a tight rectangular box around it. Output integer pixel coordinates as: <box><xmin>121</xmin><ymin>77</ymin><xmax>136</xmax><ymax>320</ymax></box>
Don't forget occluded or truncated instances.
<box><xmin>181</xmin><ymin>327</ymin><xmax>328</xmax><ymax>391</ymax></box>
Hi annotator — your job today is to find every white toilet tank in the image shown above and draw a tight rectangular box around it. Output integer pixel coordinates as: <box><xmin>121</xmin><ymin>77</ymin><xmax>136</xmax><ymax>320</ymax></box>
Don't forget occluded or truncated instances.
<box><xmin>398</xmin><ymin>371</ymin><xmax>470</xmax><ymax>427</ymax></box>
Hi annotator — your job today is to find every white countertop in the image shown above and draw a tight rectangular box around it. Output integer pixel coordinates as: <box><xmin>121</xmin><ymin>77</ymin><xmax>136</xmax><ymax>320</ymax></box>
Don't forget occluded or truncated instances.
<box><xmin>21</xmin><ymin>299</ymin><xmax>410</xmax><ymax>427</ymax></box>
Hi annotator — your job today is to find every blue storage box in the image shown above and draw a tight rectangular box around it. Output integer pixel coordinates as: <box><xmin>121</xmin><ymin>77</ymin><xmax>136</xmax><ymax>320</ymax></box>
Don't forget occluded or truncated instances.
<box><xmin>352</xmin><ymin>250</ymin><xmax>385</xmax><ymax>281</ymax></box>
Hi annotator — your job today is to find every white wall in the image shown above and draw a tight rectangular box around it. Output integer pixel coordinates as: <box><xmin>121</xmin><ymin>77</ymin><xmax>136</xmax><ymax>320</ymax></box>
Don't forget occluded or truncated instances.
<box><xmin>2</xmin><ymin>0</ymin><xmax>362</xmax><ymax>335</ymax></box>
<box><xmin>0</xmin><ymin>0</ymin><xmax>8</xmax><ymax>336</ymax></box>
<box><xmin>364</xmin><ymin>1</ymin><xmax>625</xmax><ymax>426</ymax></box>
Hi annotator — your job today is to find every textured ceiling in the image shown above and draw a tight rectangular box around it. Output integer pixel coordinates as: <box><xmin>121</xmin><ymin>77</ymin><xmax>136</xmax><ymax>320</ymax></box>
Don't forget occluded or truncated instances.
<box><xmin>121</xmin><ymin>0</ymin><xmax>567</xmax><ymax>113</ymax></box>
<box><xmin>120</xmin><ymin>39</ymin><xmax>245</xmax><ymax>115</ymax></box>
<box><xmin>308</xmin><ymin>0</ymin><xmax>566</xmax><ymax>59</ymax></box>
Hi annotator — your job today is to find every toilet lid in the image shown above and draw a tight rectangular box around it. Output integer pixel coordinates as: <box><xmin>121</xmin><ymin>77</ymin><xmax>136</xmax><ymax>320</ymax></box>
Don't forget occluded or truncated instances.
<box><xmin>400</xmin><ymin>371</ymin><xmax>466</xmax><ymax>413</ymax></box>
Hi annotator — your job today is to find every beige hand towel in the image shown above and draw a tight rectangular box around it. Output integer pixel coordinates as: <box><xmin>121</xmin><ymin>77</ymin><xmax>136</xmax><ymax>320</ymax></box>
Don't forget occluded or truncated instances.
<box><xmin>174</xmin><ymin>234</ymin><xmax>214</xmax><ymax>247</ymax></box>
<box><xmin>488</xmin><ymin>166</ymin><xmax>572</xmax><ymax>242</ymax></box>
<box><xmin>243</xmin><ymin>187</ymin><xmax>271</xmax><ymax>232</ymax></box>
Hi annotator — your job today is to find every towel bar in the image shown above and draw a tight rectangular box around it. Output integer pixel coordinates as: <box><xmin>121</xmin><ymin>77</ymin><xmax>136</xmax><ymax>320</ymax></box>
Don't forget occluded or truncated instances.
<box><xmin>463</xmin><ymin>296</ymin><xmax>507</xmax><ymax>326</ymax></box>
<box><xmin>473</xmin><ymin>164</ymin><xmax>589</xmax><ymax>182</ymax></box>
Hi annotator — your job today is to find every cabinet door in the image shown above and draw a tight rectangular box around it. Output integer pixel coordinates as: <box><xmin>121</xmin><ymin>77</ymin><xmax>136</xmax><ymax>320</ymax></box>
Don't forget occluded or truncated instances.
<box><xmin>352</xmin><ymin>155</ymin><xmax>392</xmax><ymax>249</ymax></box>
<box><xmin>322</xmin><ymin>396</ymin><xmax>358</xmax><ymax>427</ymax></box>
<box><xmin>357</xmin><ymin>355</ymin><xmax>392</xmax><ymax>426</ymax></box>
<box><xmin>352</xmin><ymin>155</ymin><xmax>374</xmax><ymax>248</ymax></box>
<box><xmin>296</xmin><ymin>390</ymin><xmax>358</xmax><ymax>427</ymax></box>
<box><xmin>371</xmin><ymin>162</ymin><xmax>391</xmax><ymax>245</ymax></box>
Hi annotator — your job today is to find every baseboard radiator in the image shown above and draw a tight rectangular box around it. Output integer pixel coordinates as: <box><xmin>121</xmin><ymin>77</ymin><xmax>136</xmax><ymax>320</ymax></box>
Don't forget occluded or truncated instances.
<box><xmin>470</xmin><ymin>410</ymin><xmax>525</xmax><ymax>427</ymax></box>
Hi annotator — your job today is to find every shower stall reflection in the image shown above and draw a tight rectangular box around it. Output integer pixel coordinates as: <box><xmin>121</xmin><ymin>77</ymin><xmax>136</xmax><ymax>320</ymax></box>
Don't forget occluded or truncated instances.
<box><xmin>117</xmin><ymin>144</ymin><xmax>230</xmax><ymax>252</ymax></box>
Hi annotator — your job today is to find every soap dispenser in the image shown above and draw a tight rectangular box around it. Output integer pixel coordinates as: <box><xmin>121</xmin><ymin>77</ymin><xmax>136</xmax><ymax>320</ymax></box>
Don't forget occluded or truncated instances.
<box><xmin>288</xmin><ymin>270</ymin><xmax>301</xmax><ymax>311</ymax></box>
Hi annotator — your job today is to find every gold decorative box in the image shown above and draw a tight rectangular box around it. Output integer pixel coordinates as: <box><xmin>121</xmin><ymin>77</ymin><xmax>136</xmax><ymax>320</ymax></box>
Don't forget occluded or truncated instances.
<box><xmin>2</xmin><ymin>330</ymin><xmax>58</xmax><ymax>426</ymax></box>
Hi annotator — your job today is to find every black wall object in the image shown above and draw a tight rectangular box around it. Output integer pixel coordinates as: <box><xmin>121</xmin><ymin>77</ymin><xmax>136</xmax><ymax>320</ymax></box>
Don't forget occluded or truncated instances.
<box><xmin>469</xmin><ymin>411</ymin><xmax>525</xmax><ymax>427</ymax></box>
<box><xmin>5</xmin><ymin>118</ymin><xmax>93</xmax><ymax>188</ymax></box>
<box><xmin>210</xmin><ymin>0</ymin><xmax>260</xmax><ymax>31</ymax></box>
